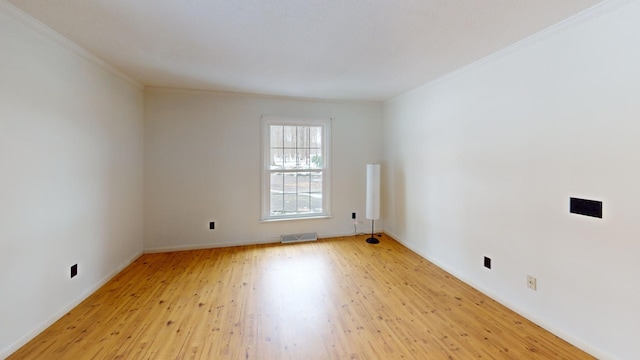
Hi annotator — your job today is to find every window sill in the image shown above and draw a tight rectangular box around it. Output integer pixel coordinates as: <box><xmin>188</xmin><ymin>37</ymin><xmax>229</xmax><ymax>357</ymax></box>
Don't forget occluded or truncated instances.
<box><xmin>260</xmin><ymin>214</ymin><xmax>333</xmax><ymax>223</ymax></box>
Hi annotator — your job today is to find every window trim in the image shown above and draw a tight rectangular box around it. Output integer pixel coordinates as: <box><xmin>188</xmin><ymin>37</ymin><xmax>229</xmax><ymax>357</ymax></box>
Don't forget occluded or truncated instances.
<box><xmin>261</xmin><ymin>116</ymin><xmax>332</xmax><ymax>222</ymax></box>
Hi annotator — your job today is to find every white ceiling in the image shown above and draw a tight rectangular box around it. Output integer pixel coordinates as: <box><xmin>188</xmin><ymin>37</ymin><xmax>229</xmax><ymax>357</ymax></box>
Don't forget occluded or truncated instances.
<box><xmin>7</xmin><ymin>0</ymin><xmax>604</xmax><ymax>101</ymax></box>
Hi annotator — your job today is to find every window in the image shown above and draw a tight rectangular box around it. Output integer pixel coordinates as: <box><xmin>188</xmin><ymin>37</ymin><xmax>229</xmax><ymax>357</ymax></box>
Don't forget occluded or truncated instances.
<box><xmin>261</xmin><ymin>117</ymin><xmax>331</xmax><ymax>221</ymax></box>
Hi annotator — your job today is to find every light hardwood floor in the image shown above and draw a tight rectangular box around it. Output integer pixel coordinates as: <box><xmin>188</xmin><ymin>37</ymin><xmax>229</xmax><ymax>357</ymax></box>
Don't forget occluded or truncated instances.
<box><xmin>9</xmin><ymin>234</ymin><xmax>593</xmax><ymax>359</ymax></box>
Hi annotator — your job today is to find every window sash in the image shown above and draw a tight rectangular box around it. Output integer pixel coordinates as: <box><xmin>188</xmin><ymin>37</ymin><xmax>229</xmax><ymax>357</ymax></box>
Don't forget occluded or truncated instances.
<box><xmin>269</xmin><ymin>170</ymin><xmax>323</xmax><ymax>216</ymax></box>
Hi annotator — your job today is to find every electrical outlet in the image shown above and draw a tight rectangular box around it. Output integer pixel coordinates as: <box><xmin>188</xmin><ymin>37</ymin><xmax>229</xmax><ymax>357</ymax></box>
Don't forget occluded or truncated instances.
<box><xmin>71</xmin><ymin>264</ymin><xmax>78</xmax><ymax>278</ymax></box>
<box><xmin>527</xmin><ymin>275</ymin><xmax>537</xmax><ymax>291</ymax></box>
<box><xmin>209</xmin><ymin>221</ymin><xmax>215</xmax><ymax>230</ymax></box>
<box><xmin>484</xmin><ymin>256</ymin><xmax>491</xmax><ymax>269</ymax></box>
<box><xmin>352</xmin><ymin>212</ymin><xmax>356</xmax><ymax>219</ymax></box>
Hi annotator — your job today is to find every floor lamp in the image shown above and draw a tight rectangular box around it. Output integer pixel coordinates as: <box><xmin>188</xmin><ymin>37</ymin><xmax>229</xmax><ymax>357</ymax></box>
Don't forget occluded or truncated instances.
<box><xmin>366</xmin><ymin>163</ymin><xmax>380</xmax><ymax>244</ymax></box>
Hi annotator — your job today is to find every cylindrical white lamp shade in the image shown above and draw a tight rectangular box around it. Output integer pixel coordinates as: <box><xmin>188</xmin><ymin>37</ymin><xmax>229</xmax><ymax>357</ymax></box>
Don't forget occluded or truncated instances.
<box><xmin>366</xmin><ymin>163</ymin><xmax>381</xmax><ymax>220</ymax></box>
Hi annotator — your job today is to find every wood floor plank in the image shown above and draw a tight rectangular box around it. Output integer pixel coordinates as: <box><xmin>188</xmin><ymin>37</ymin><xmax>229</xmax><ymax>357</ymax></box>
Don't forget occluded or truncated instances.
<box><xmin>8</xmin><ymin>234</ymin><xmax>594</xmax><ymax>359</ymax></box>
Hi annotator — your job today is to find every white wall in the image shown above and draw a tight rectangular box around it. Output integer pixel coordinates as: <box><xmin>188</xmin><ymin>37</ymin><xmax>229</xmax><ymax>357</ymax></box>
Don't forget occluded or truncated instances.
<box><xmin>382</xmin><ymin>2</ymin><xmax>640</xmax><ymax>359</ymax></box>
<box><xmin>144</xmin><ymin>89</ymin><xmax>382</xmax><ymax>251</ymax></box>
<box><xmin>0</xmin><ymin>6</ymin><xmax>144</xmax><ymax>357</ymax></box>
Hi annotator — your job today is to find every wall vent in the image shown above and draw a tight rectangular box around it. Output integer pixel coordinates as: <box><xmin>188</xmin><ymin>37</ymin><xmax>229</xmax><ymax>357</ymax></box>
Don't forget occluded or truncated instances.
<box><xmin>281</xmin><ymin>232</ymin><xmax>318</xmax><ymax>243</ymax></box>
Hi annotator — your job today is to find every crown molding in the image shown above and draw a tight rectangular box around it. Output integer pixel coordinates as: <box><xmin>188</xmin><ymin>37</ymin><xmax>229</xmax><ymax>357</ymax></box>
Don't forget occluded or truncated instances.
<box><xmin>387</xmin><ymin>0</ymin><xmax>635</xmax><ymax>104</ymax></box>
<box><xmin>0</xmin><ymin>0</ymin><xmax>143</xmax><ymax>89</ymax></box>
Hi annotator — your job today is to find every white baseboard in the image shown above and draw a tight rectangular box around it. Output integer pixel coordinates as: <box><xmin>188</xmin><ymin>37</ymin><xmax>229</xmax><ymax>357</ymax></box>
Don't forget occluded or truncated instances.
<box><xmin>384</xmin><ymin>231</ymin><xmax>609</xmax><ymax>360</ymax></box>
<box><xmin>144</xmin><ymin>237</ymin><xmax>280</xmax><ymax>253</ymax></box>
<box><xmin>143</xmin><ymin>229</ymin><xmax>384</xmax><ymax>254</ymax></box>
<box><xmin>1</xmin><ymin>250</ymin><xmax>143</xmax><ymax>359</ymax></box>
<box><xmin>3</xmin><ymin>230</ymin><xmax>377</xmax><ymax>357</ymax></box>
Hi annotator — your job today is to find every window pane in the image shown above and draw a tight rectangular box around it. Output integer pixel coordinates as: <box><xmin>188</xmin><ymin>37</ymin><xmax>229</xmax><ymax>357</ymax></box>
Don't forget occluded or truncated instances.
<box><xmin>270</xmin><ymin>125</ymin><xmax>283</xmax><ymax>148</ymax></box>
<box><xmin>297</xmin><ymin>126</ymin><xmax>309</xmax><ymax>150</ymax></box>
<box><xmin>270</xmin><ymin>172</ymin><xmax>284</xmax><ymax>193</ymax></box>
<box><xmin>284</xmin><ymin>193</ymin><xmax>297</xmax><ymax>213</ymax></box>
<box><xmin>271</xmin><ymin>194</ymin><xmax>283</xmax><ymax>215</ymax></box>
<box><xmin>310</xmin><ymin>193</ymin><xmax>322</xmax><ymax>212</ymax></box>
<box><xmin>270</xmin><ymin>149</ymin><xmax>283</xmax><ymax>169</ymax></box>
<box><xmin>298</xmin><ymin>148</ymin><xmax>310</xmax><ymax>169</ymax></box>
<box><xmin>283</xmin><ymin>126</ymin><xmax>296</xmax><ymax>148</ymax></box>
<box><xmin>297</xmin><ymin>194</ymin><xmax>311</xmax><ymax>213</ymax></box>
<box><xmin>310</xmin><ymin>172</ymin><xmax>322</xmax><ymax>194</ymax></box>
<box><xmin>311</xmin><ymin>172</ymin><xmax>322</xmax><ymax>212</ymax></box>
<box><xmin>297</xmin><ymin>127</ymin><xmax>312</xmax><ymax>169</ymax></box>
<box><xmin>297</xmin><ymin>172</ymin><xmax>310</xmax><ymax>195</ymax></box>
<box><xmin>283</xmin><ymin>173</ymin><xmax>297</xmax><ymax>194</ymax></box>
<box><xmin>310</xmin><ymin>149</ymin><xmax>322</xmax><ymax>169</ymax></box>
<box><xmin>310</xmin><ymin>126</ymin><xmax>322</xmax><ymax>148</ymax></box>
<box><xmin>298</xmin><ymin>172</ymin><xmax>311</xmax><ymax>213</ymax></box>
<box><xmin>283</xmin><ymin>148</ymin><xmax>296</xmax><ymax>169</ymax></box>
<box><xmin>270</xmin><ymin>172</ymin><xmax>284</xmax><ymax>216</ymax></box>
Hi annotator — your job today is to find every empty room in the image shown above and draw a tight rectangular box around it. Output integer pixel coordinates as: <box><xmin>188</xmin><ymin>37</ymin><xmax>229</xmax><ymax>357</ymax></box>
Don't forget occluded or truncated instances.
<box><xmin>1</xmin><ymin>0</ymin><xmax>638</xmax><ymax>359</ymax></box>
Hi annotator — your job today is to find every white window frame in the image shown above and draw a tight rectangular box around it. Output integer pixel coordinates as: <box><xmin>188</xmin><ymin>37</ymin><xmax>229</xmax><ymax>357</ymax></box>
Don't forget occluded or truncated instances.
<box><xmin>261</xmin><ymin>116</ymin><xmax>332</xmax><ymax>221</ymax></box>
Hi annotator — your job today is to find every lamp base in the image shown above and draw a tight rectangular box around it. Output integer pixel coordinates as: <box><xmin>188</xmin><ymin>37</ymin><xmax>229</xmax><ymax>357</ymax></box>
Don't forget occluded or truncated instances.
<box><xmin>366</xmin><ymin>237</ymin><xmax>379</xmax><ymax>244</ymax></box>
